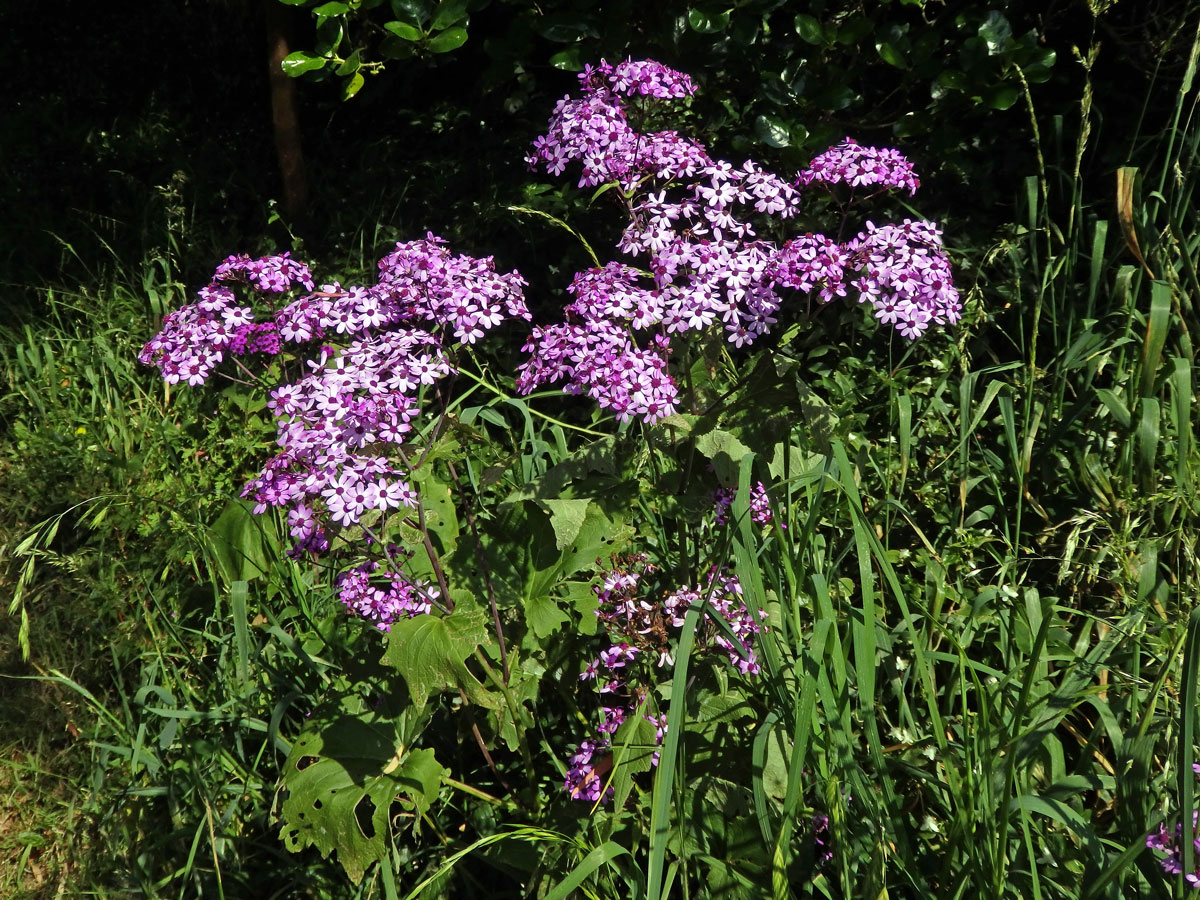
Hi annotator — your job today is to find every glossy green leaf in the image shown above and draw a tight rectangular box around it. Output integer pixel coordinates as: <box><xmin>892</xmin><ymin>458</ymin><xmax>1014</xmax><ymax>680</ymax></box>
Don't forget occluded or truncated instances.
<box><xmin>390</xmin><ymin>0</ymin><xmax>430</xmax><ymax>25</ymax></box>
<box><xmin>794</xmin><ymin>13</ymin><xmax>823</xmax><ymax>45</ymax></box>
<box><xmin>534</xmin><ymin>13</ymin><xmax>592</xmax><ymax>43</ymax></box>
<box><xmin>978</xmin><ymin>10</ymin><xmax>1012</xmax><ymax>54</ymax></box>
<box><xmin>314</xmin><ymin>18</ymin><xmax>345</xmax><ymax>55</ymax></box>
<box><xmin>983</xmin><ymin>84</ymin><xmax>1019</xmax><ymax>110</ymax></box>
<box><xmin>835</xmin><ymin>15</ymin><xmax>872</xmax><ymax>45</ymax></box>
<box><xmin>313</xmin><ymin>1</ymin><xmax>350</xmax><ymax>15</ymax></box>
<box><xmin>754</xmin><ymin>114</ymin><xmax>791</xmax><ymax>148</ymax></box>
<box><xmin>384</xmin><ymin>19</ymin><xmax>423</xmax><ymax>41</ymax></box>
<box><xmin>549</xmin><ymin>47</ymin><xmax>583</xmax><ymax>70</ymax></box>
<box><xmin>426</xmin><ymin>26</ymin><xmax>468</xmax><ymax>53</ymax></box>
<box><xmin>281</xmin><ymin>50</ymin><xmax>329</xmax><ymax>77</ymax></box>
<box><xmin>342</xmin><ymin>71</ymin><xmax>365</xmax><ymax>100</ymax></box>
<box><xmin>431</xmin><ymin>0</ymin><xmax>469</xmax><ymax>30</ymax></box>
<box><xmin>688</xmin><ymin>8</ymin><xmax>729</xmax><ymax>34</ymax></box>
<box><xmin>876</xmin><ymin>41</ymin><xmax>908</xmax><ymax>69</ymax></box>
<box><xmin>335</xmin><ymin>48</ymin><xmax>362</xmax><ymax>76</ymax></box>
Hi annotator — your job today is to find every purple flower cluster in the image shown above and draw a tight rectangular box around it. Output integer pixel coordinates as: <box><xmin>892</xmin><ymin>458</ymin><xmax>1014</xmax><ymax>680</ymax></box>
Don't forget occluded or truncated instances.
<box><xmin>526</xmin><ymin>58</ymin><xmax>708</xmax><ymax>190</ymax></box>
<box><xmin>214</xmin><ymin>251</ymin><xmax>316</xmax><ymax>293</ymax></box>
<box><xmin>336</xmin><ymin>558</ymin><xmax>438</xmax><ymax>631</ymax></box>
<box><xmin>844</xmin><ymin>219</ymin><xmax>961</xmax><ymax>337</ymax></box>
<box><xmin>798</xmin><ymin>137</ymin><xmax>921</xmax><ymax>196</ymax></box>
<box><xmin>811</xmin><ymin>814</ymin><xmax>834</xmax><ymax>868</ymax></box>
<box><xmin>564</xmin><ymin>555</ymin><xmax>764</xmax><ymax>800</ymax></box>
<box><xmin>519</xmin><ymin>59</ymin><xmax>961</xmax><ymax>424</ymax></box>
<box><xmin>577</xmin><ymin>58</ymin><xmax>698</xmax><ymax>99</ymax></box>
<box><xmin>240</xmin><ymin>238</ymin><xmax>528</xmax><ymax>555</ymax></box>
<box><xmin>1147</xmin><ymin>811</ymin><xmax>1200</xmax><ymax>885</ymax></box>
<box><xmin>141</xmin><ymin>237</ymin><xmax>530</xmax><ymax>628</ymax></box>
<box><xmin>772</xmin><ymin>219</ymin><xmax>960</xmax><ymax>338</ymax></box>
<box><xmin>515</xmin><ymin>265</ymin><xmax>679</xmax><ymax>421</ymax></box>
<box><xmin>713</xmin><ymin>481</ymin><xmax>773</xmax><ymax>526</ymax></box>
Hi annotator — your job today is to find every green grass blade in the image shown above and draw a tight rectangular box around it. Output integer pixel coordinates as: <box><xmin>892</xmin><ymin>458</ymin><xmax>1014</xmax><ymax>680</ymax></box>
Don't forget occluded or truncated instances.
<box><xmin>647</xmin><ymin>600</ymin><xmax>702</xmax><ymax>900</ymax></box>
<box><xmin>1178</xmin><ymin>607</ymin><xmax>1200</xmax><ymax>880</ymax></box>
<box><xmin>545</xmin><ymin>842</ymin><xmax>633</xmax><ymax>900</ymax></box>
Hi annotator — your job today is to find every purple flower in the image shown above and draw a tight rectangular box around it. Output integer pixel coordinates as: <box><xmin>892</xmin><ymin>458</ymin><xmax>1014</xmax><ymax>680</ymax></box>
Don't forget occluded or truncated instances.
<box><xmin>799</xmin><ymin>137</ymin><xmax>921</xmax><ymax>196</ymax></box>
<box><xmin>713</xmin><ymin>481</ymin><xmax>773</xmax><ymax>526</ymax></box>
<box><xmin>1147</xmin><ymin>811</ymin><xmax>1200</xmax><ymax>885</ymax></box>
<box><xmin>335</xmin><ymin>558</ymin><xmax>437</xmax><ymax>630</ymax></box>
<box><xmin>520</xmin><ymin>60</ymin><xmax>958</xmax><ymax>425</ymax></box>
<box><xmin>143</xmin><ymin>238</ymin><xmax>530</xmax><ymax>570</ymax></box>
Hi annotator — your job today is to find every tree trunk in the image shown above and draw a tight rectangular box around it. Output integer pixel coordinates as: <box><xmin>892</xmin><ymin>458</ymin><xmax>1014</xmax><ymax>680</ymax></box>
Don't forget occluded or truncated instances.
<box><xmin>263</xmin><ymin>0</ymin><xmax>308</xmax><ymax>220</ymax></box>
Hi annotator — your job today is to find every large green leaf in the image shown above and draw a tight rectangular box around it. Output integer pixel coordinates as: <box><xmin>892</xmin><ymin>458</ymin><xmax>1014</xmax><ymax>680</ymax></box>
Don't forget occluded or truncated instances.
<box><xmin>693</xmin><ymin>428</ymin><xmax>752</xmax><ymax>483</ymax></box>
<box><xmin>754</xmin><ymin>114</ymin><xmax>792</xmax><ymax>148</ymax></box>
<box><xmin>426</xmin><ymin>26</ymin><xmax>468</xmax><ymax>53</ymax></box>
<box><xmin>279</xmin><ymin>711</ymin><xmax>446</xmax><ymax>884</ymax></box>
<box><xmin>505</xmin><ymin>435</ymin><xmax>620</xmax><ymax>503</ymax></box>
<box><xmin>209</xmin><ymin>499</ymin><xmax>271</xmax><ymax>585</ymax></box>
<box><xmin>281</xmin><ymin>50</ymin><xmax>328</xmax><ymax>76</ymax></box>
<box><xmin>383</xmin><ymin>609</ymin><xmax>500</xmax><ymax>709</ymax></box>
<box><xmin>526</xmin><ymin>592</ymin><xmax>569</xmax><ymax>639</ymax></box>
<box><xmin>535</xmin><ymin>497</ymin><xmax>591</xmax><ymax>551</ymax></box>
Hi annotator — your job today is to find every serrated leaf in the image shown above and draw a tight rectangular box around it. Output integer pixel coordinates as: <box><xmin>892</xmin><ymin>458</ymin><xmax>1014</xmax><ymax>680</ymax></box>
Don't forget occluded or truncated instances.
<box><xmin>426</xmin><ymin>25</ymin><xmax>468</xmax><ymax>53</ymax></box>
<box><xmin>279</xmin><ymin>716</ymin><xmax>447</xmax><ymax>884</ymax></box>
<box><xmin>794</xmin><ymin>13</ymin><xmax>823</xmax><ymax>44</ymax></box>
<box><xmin>694</xmin><ymin>429</ymin><xmax>752</xmax><ymax>478</ymax></box>
<box><xmin>559</xmin><ymin>503</ymin><xmax>632</xmax><ymax>574</ymax></box>
<box><xmin>526</xmin><ymin>592</ymin><xmax>569</xmax><ymax>639</ymax></box>
<box><xmin>535</xmin><ymin>498</ymin><xmax>592</xmax><ymax>551</ymax></box>
<box><xmin>697</xmin><ymin>690</ymin><xmax>754</xmax><ymax>723</ymax></box>
<box><xmin>281</xmin><ymin>50</ymin><xmax>328</xmax><ymax>77</ymax></box>
<box><xmin>523</xmin><ymin>503</ymin><xmax>631</xmax><ymax>617</ymax></box>
<box><xmin>505</xmin><ymin>435</ymin><xmax>619</xmax><ymax>503</ymax></box>
<box><xmin>608</xmin><ymin>712</ymin><xmax>660</xmax><ymax>810</ymax></box>
<box><xmin>383</xmin><ymin>610</ymin><xmax>500</xmax><ymax>708</ymax></box>
<box><xmin>411</xmin><ymin>470</ymin><xmax>459</xmax><ymax>562</ymax></box>
<box><xmin>754</xmin><ymin>114</ymin><xmax>791</xmax><ymax>148</ymax></box>
<box><xmin>563</xmin><ymin>581</ymin><xmax>600</xmax><ymax>629</ymax></box>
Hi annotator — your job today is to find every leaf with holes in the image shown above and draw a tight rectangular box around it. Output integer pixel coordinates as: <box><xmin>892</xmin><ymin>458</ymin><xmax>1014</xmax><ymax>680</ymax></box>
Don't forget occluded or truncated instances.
<box><xmin>279</xmin><ymin>715</ymin><xmax>447</xmax><ymax>884</ymax></box>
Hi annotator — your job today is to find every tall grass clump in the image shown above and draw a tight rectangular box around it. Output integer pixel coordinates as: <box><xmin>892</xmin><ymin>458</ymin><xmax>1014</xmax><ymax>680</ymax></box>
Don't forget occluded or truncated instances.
<box><xmin>1</xmin><ymin>248</ymin><xmax>365</xmax><ymax>896</ymax></box>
